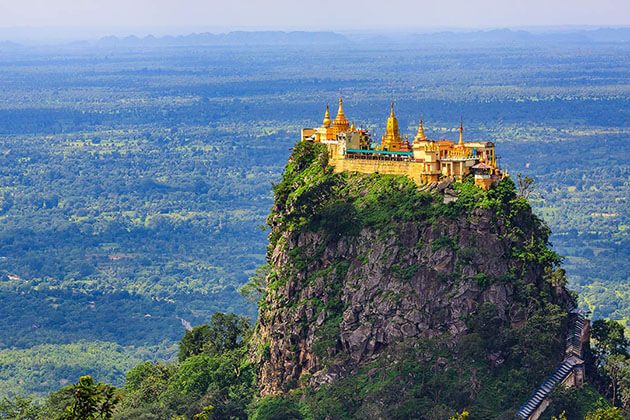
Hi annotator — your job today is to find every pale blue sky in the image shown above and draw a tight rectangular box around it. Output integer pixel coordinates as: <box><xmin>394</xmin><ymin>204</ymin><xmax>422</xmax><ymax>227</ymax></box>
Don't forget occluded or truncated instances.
<box><xmin>0</xmin><ymin>0</ymin><xmax>628</xmax><ymax>36</ymax></box>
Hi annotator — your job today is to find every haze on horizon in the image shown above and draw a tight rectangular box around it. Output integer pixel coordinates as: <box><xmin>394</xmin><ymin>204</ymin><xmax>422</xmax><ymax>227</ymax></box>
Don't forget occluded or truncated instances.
<box><xmin>0</xmin><ymin>0</ymin><xmax>629</xmax><ymax>42</ymax></box>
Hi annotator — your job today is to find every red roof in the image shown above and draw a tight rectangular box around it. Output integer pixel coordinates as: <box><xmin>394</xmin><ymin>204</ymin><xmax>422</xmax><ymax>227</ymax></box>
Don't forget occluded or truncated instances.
<box><xmin>472</xmin><ymin>162</ymin><xmax>493</xmax><ymax>169</ymax></box>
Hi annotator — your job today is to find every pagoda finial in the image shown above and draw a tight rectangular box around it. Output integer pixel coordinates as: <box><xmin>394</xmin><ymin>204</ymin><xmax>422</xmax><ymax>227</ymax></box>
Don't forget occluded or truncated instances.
<box><xmin>336</xmin><ymin>97</ymin><xmax>346</xmax><ymax>119</ymax></box>
<box><xmin>382</xmin><ymin>101</ymin><xmax>401</xmax><ymax>151</ymax></box>
<box><xmin>458</xmin><ymin>116</ymin><xmax>464</xmax><ymax>146</ymax></box>
<box><xmin>323</xmin><ymin>103</ymin><xmax>331</xmax><ymax>127</ymax></box>
<box><xmin>415</xmin><ymin>116</ymin><xmax>427</xmax><ymax>141</ymax></box>
<box><xmin>332</xmin><ymin>96</ymin><xmax>350</xmax><ymax>131</ymax></box>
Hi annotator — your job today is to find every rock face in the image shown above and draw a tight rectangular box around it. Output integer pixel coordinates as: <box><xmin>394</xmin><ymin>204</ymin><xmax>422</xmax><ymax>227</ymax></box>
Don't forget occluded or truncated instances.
<box><xmin>254</xmin><ymin>141</ymin><xmax>571</xmax><ymax>397</ymax></box>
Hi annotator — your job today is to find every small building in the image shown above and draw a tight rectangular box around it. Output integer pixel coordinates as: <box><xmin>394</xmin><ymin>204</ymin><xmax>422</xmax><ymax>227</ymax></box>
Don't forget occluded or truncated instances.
<box><xmin>472</xmin><ymin>162</ymin><xmax>495</xmax><ymax>190</ymax></box>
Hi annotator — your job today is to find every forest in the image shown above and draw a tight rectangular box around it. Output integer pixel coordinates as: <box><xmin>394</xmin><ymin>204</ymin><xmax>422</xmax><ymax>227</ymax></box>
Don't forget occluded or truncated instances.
<box><xmin>0</xmin><ymin>36</ymin><xmax>627</xmax><ymax>398</ymax></box>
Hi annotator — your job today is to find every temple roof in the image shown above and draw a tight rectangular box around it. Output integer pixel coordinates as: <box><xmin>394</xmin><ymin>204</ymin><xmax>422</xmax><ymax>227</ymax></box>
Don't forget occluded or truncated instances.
<box><xmin>414</xmin><ymin>118</ymin><xmax>428</xmax><ymax>142</ymax></box>
<box><xmin>383</xmin><ymin>102</ymin><xmax>401</xmax><ymax>143</ymax></box>
<box><xmin>472</xmin><ymin>162</ymin><xmax>493</xmax><ymax>169</ymax></box>
<box><xmin>333</xmin><ymin>97</ymin><xmax>349</xmax><ymax>128</ymax></box>
<box><xmin>323</xmin><ymin>104</ymin><xmax>331</xmax><ymax>127</ymax></box>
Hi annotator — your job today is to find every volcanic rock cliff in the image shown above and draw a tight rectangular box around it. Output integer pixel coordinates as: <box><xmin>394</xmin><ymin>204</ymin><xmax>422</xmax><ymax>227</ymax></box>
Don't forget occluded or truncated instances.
<box><xmin>253</xmin><ymin>141</ymin><xmax>573</xmax><ymax>417</ymax></box>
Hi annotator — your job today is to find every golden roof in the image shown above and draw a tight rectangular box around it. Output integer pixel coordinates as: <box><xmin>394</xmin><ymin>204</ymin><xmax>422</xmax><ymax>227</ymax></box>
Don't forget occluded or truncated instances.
<box><xmin>386</xmin><ymin>102</ymin><xmax>400</xmax><ymax>137</ymax></box>
<box><xmin>381</xmin><ymin>102</ymin><xmax>404</xmax><ymax>150</ymax></box>
<box><xmin>322</xmin><ymin>103</ymin><xmax>331</xmax><ymax>127</ymax></box>
<box><xmin>414</xmin><ymin>118</ymin><xmax>428</xmax><ymax>142</ymax></box>
<box><xmin>333</xmin><ymin>97</ymin><xmax>350</xmax><ymax>130</ymax></box>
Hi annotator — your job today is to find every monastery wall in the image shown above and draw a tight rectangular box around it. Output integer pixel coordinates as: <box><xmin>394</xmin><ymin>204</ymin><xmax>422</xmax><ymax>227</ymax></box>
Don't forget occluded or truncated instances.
<box><xmin>330</xmin><ymin>157</ymin><xmax>424</xmax><ymax>185</ymax></box>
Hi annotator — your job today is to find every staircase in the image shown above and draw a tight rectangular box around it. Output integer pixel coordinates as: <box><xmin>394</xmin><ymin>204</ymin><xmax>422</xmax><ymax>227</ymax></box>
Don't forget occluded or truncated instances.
<box><xmin>566</xmin><ymin>312</ymin><xmax>586</xmax><ymax>358</ymax></box>
<box><xmin>514</xmin><ymin>310</ymin><xmax>589</xmax><ymax>420</ymax></box>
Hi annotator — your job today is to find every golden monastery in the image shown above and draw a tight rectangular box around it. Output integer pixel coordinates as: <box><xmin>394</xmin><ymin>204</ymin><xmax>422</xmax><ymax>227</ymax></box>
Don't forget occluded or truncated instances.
<box><xmin>301</xmin><ymin>98</ymin><xmax>506</xmax><ymax>190</ymax></box>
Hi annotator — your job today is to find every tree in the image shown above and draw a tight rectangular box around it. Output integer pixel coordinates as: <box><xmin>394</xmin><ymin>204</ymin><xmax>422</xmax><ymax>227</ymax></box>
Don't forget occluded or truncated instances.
<box><xmin>240</xmin><ymin>264</ymin><xmax>270</xmax><ymax>303</ymax></box>
<box><xmin>592</xmin><ymin>319</ymin><xmax>629</xmax><ymax>364</ymax></box>
<box><xmin>39</xmin><ymin>386</ymin><xmax>75</xmax><ymax>419</ymax></box>
<box><xmin>547</xmin><ymin>388</ymin><xmax>591</xmax><ymax>420</ymax></box>
<box><xmin>0</xmin><ymin>397</ymin><xmax>38</xmax><ymax>419</ymax></box>
<box><xmin>605</xmin><ymin>355</ymin><xmax>630</xmax><ymax>408</ymax></box>
<box><xmin>122</xmin><ymin>361</ymin><xmax>175</xmax><ymax>410</ymax></box>
<box><xmin>179</xmin><ymin>313</ymin><xmax>251</xmax><ymax>361</ymax></box>
<box><xmin>449</xmin><ymin>410</ymin><xmax>470</xmax><ymax>420</ymax></box>
<box><xmin>204</xmin><ymin>313</ymin><xmax>251</xmax><ymax>356</ymax></box>
<box><xmin>619</xmin><ymin>361</ymin><xmax>630</xmax><ymax>409</ymax></box>
<box><xmin>179</xmin><ymin>325</ymin><xmax>213</xmax><ymax>362</ymax></box>
<box><xmin>544</xmin><ymin>267</ymin><xmax>568</xmax><ymax>288</ymax></box>
<box><xmin>251</xmin><ymin>396</ymin><xmax>302</xmax><ymax>420</ymax></box>
<box><xmin>516</xmin><ymin>173</ymin><xmax>536</xmax><ymax>199</ymax></box>
<box><xmin>591</xmin><ymin>320</ymin><xmax>630</xmax><ymax>408</ymax></box>
<box><xmin>167</xmin><ymin>348</ymin><xmax>256</xmax><ymax>418</ymax></box>
<box><xmin>171</xmin><ymin>354</ymin><xmax>218</xmax><ymax>397</ymax></box>
<box><xmin>62</xmin><ymin>376</ymin><xmax>120</xmax><ymax>420</ymax></box>
<box><xmin>585</xmin><ymin>407</ymin><xmax>624</xmax><ymax>420</ymax></box>
<box><xmin>192</xmin><ymin>406</ymin><xmax>214</xmax><ymax>420</ymax></box>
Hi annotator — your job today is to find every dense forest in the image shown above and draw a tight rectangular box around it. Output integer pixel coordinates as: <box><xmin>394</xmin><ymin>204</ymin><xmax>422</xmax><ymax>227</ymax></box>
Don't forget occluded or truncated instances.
<box><xmin>0</xmin><ymin>37</ymin><xmax>627</xmax><ymax>398</ymax></box>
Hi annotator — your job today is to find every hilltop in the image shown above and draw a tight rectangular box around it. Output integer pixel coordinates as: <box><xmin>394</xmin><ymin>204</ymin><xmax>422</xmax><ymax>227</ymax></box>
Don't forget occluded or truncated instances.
<box><xmin>248</xmin><ymin>140</ymin><xmax>579</xmax><ymax>417</ymax></box>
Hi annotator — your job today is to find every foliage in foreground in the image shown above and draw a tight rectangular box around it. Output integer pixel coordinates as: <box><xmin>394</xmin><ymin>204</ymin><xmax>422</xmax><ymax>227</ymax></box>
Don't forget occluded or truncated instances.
<box><xmin>2</xmin><ymin>315</ymin><xmax>628</xmax><ymax>419</ymax></box>
<box><xmin>0</xmin><ymin>313</ymin><xmax>255</xmax><ymax>419</ymax></box>
<box><xmin>0</xmin><ymin>375</ymin><xmax>119</xmax><ymax>420</ymax></box>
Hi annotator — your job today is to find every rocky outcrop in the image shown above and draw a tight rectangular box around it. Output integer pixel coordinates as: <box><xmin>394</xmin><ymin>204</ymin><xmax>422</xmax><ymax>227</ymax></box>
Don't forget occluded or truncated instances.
<box><xmin>253</xmin><ymin>142</ymin><xmax>571</xmax><ymax>397</ymax></box>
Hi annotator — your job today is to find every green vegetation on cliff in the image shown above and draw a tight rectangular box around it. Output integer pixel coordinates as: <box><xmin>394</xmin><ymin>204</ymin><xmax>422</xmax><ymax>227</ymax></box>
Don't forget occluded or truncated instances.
<box><xmin>268</xmin><ymin>140</ymin><xmax>564</xmax><ymax>295</ymax></box>
<box><xmin>255</xmin><ymin>141</ymin><xmax>586</xmax><ymax>418</ymax></box>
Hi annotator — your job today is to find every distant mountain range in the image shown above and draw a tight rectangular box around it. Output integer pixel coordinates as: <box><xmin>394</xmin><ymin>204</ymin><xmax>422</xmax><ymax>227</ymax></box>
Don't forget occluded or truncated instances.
<box><xmin>91</xmin><ymin>27</ymin><xmax>630</xmax><ymax>47</ymax></box>
<box><xmin>1</xmin><ymin>28</ymin><xmax>629</xmax><ymax>48</ymax></box>
<box><xmin>409</xmin><ymin>27</ymin><xmax>630</xmax><ymax>45</ymax></box>
<box><xmin>0</xmin><ymin>40</ymin><xmax>22</xmax><ymax>49</ymax></box>
<box><xmin>95</xmin><ymin>31</ymin><xmax>349</xmax><ymax>47</ymax></box>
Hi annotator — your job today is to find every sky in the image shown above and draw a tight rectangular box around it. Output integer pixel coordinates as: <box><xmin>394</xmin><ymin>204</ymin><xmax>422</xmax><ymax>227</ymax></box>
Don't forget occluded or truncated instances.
<box><xmin>0</xmin><ymin>0</ymin><xmax>628</xmax><ymax>41</ymax></box>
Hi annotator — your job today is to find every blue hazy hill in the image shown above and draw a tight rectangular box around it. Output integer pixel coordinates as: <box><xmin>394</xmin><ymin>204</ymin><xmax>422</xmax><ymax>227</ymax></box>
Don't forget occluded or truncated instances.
<box><xmin>96</xmin><ymin>30</ymin><xmax>349</xmax><ymax>47</ymax></box>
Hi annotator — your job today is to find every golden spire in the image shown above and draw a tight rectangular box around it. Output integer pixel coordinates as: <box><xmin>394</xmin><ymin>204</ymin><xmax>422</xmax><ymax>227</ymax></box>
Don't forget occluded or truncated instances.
<box><xmin>458</xmin><ymin>117</ymin><xmax>464</xmax><ymax>146</ymax></box>
<box><xmin>335</xmin><ymin>97</ymin><xmax>346</xmax><ymax>121</ymax></box>
<box><xmin>386</xmin><ymin>101</ymin><xmax>399</xmax><ymax>134</ymax></box>
<box><xmin>382</xmin><ymin>101</ymin><xmax>402</xmax><ymax>151</ymax></box>
<box><xmin>415</xmin><ymin>117</ymin><xmax>427</xmax><ymax>141</ymax></box>
<box><xmin>332</xmin><ymin>96</ymin><xmax>350</xmax><ymax>132</ymax></box>
<box><xmin>323</xmin><ymin>103</ymin><xmax>331</xmax><ymax>127</ymax></box>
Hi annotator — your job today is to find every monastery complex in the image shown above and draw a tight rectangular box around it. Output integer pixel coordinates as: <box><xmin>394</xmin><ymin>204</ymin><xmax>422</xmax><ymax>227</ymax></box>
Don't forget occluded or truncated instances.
<box><xmin>301</xmin><ymin>98</ymin><xmax>507</xmax><ymax>190</ymax></box>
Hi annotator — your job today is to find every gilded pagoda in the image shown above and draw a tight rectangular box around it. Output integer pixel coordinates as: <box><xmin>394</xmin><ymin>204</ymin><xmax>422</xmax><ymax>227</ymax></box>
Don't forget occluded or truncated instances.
<box><xmin>301</xmin><ymin>98</ymin><xmax>505</xmax><ymax>190</ymax></box>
